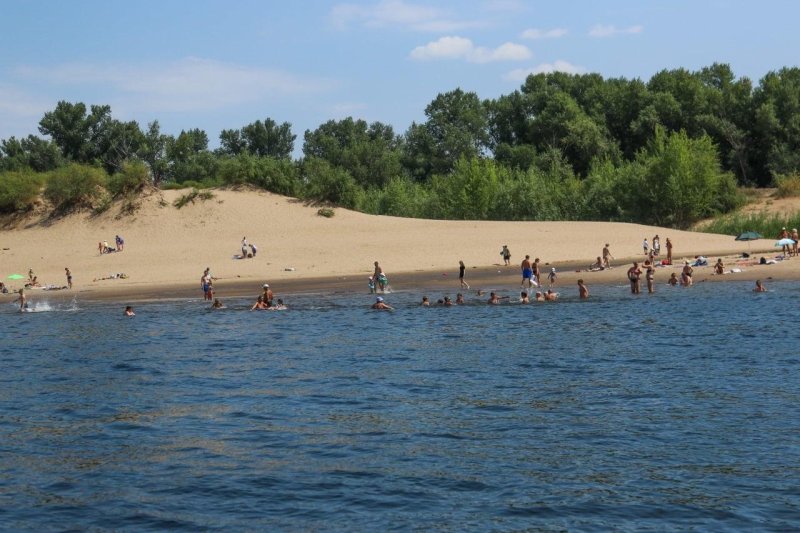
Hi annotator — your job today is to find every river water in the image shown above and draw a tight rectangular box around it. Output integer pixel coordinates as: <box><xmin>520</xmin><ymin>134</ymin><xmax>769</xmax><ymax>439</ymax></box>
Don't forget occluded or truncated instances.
<box><xmin>1</xmin><ymin>281</ymin><xmax>798</xmax><ymax>530</ymax></box>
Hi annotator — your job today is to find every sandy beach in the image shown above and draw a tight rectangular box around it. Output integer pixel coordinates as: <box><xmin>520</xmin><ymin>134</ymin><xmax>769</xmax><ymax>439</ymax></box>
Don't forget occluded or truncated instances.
<box><xmin>1</xmin><ymin>188</ymin><xmax>797</xmax><ymax>303</ymax></box>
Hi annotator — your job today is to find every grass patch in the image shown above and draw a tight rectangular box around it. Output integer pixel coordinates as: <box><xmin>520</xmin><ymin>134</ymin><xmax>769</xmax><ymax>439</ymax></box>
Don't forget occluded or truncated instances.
<box><xmin>173</xmin><ymin>188</ymin><xmax>216</xmax><ymax>209</ymax></box>
<box><xmin>700</xmin><ymin>209</ymin><xmax>800</xmax><ymax>236</ymax></box>
<box><xmin>317</xmin><ymin>207</ymin><xmax>335</xmax><ymax>218</ymax></box>
<box><xmin>774</xmin><ymin>174</ymin><xmax>800</xmax><ymax>198</ymax></box>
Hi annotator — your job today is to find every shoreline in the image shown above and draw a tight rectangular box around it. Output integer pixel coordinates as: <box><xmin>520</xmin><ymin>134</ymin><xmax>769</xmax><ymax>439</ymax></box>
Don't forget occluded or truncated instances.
<box><xmin>9</xmin><ymin>250</ymin><xmax>798</xmax><ymax>305</ymax></box>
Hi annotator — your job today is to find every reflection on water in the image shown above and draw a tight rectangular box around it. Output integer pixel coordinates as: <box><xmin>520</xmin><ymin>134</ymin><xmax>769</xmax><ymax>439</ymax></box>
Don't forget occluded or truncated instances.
<box><xmin>1</xmin><ymin>282</ymin><xmax>799</xmax><ymax>530</ymax></box>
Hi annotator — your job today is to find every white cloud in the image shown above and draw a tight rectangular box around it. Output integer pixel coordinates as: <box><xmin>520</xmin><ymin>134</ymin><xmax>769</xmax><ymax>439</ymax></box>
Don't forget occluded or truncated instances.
<box><xmin>410</xmin><ymin>36</ymin><xmax>531</xmax><ymax>63</ymax></box>
<box><xmin>13</xmin><ymin>57</ymin><xmax>335</xmax><ymax>113</ymax></box>
<box><xmin>588</xmin><ymin>24</ymin><xmax>643</xmax><ymax>38</ymax></box>
<box><xmin>330</xmin><ymin>0</ymin><xmax>483</xmax><ymax>32</ymax></box>
<box><xmin>0</xmin><ymin>83</ymin><xmax>51</xmax><ymax>118</ymax></box>
<box><xmin>504</xmin><ymin>60</ymin><xmax>586</xmax><ymax>81</ymax></box>
<box><xmin>521</xmin><ymin>27</ymin><xmax>568</xmax><ymax>40</ymax></box>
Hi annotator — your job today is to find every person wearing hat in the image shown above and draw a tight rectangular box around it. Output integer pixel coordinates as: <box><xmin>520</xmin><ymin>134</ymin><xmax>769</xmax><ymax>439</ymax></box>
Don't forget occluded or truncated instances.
<box><xmin>681</xmin><ymin>260</ymin><xmax>694</xmax><ymax>287</ymax></box>
<box><xmin>262</xmin><ymin>284</ymin><xmax>274</xmax><ymax>307</ymax></box>
<box><xmin>371</xmin><ymin>296</ymin><xmax>393</xmax><ymax>310</ymax></box>
<box><xmin>778</xmin><ymin>227</ymin><xmax>790</xmax><ymax>256</ymax></box>
<box><xmin>547</xmin><ymin>267</ymin><xmax>557</xmax><ymax>287</ymax></box>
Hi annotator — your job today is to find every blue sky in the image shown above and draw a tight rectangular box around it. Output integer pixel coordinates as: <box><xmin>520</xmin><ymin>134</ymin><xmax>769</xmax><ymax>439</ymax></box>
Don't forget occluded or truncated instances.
<box><xmin>1</xmin><ymin>0</ymin><xmax>798</xmax><ymax>151</ymax></box>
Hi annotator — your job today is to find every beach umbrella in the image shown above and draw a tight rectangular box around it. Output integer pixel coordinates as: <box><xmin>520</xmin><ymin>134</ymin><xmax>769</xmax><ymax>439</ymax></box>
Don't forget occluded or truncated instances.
<box><xmin>7</xmin><ymin>274</ymin><xmax>24</xmax><ymax>280</ymax></box>
<box><xmin>775</xmin><ymin>238</ymin><xmax>795</xmax><ymax>246</ymax></box>
<box><xmin>735</xmin><ymin>231</ymin><xmax>762</xmax><ymax>241</ymax></box>
<box><xmin>735</xmin><ymin>231</ymin><xmax>762</xmax><ymax>253</ymax></box>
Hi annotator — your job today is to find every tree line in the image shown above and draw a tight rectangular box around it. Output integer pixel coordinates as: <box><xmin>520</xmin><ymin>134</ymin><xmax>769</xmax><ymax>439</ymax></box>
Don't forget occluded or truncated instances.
<box><xmin>1</xmin><ymin>63</ymin><xmax>799</xmax><ymax>228</ymax></box>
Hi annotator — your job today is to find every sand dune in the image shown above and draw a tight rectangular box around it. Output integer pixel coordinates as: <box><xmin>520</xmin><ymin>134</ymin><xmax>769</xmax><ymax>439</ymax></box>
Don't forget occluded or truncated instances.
<box><xmin>0</xmin><ymin>188</ymin><xmax>792</xmax><ymax>298</ymax></box>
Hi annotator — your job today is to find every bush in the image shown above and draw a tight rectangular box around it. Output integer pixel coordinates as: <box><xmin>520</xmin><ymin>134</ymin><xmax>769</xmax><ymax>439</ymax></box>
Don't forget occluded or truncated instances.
<box><xmin>161</xmin><ymin>179</ymin><xmax>219</xmax><ymax>190</ymax></box>
<box><xmin>173</xmin><ymin>188</ymin><xmax>215</xmax><ymax>209</ymax></box>
<box><xmin>217</xmin><ymin>153</ymin><xmax>300</xmax><ymax>196</ymax></box>
<box><xmin>701</xmin><ymin>210</ymin><xmax>800</xmax><ymax>237</ymax></box>
<box><xmin>0</xmin><ymin>169</ymin><xmax>44</xmax><ymax>212</ymax></box>
<box><xmin>301</xmin><ymin>158</ymin><xmax>363</xmax><ymax>209</ymax></box>
<box><xmin>774</xmin><ymin>174</ymin><xmax>800</xmax><ymax>198</ymax></box>
<box><xmin>317</xmin><ymin>207</ymin><xmax>335</xmax><ymax>218</ymax></box>
<box><xmin>108</xmin><ymin>160</ymin><xmax>150</xmax><ymax>197</ymax></box>
<box><xmin>45</xmin><ymin>163</ymin><xmax>108</xmax><ymax>210</ymax></box>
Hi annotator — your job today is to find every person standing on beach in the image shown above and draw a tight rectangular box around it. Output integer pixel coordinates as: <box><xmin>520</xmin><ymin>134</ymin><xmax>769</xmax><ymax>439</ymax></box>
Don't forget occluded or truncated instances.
<box><xmin>249</xmin><ymin>243</ymin><xmax>257</xmax><ymax>258</ymax></box>
<box><xmin>547</xmin><ymin>267</ymin><xmax>557</xmax><ymax>287</ymax></box>
<box><xmin>533</xmin><ymin>258</ymin><xmax>541</xmax><ymax>286</ymax></box>
<box><xmin>65</xmin><ymin>267</ymin><xmax>72</xmax><ymax>289</ymax></box>
<box><xmin>201</xmin><ymin>270</ymin><xmax>212</xmax><ymax>300</ymax></box>
<box><xmin>520</xmin><ymin>255</ymin><xmax>534</xmax><ymax>289</ymax></box>
<box><xmin>627</xmin><ymin>262</ymin><xmax>642</xmax><ymax>294</ymax></box>
<box><xmin>792</xmin><ymin>229</ymin><xmax>799</xmax><ymax>256</ymax></box>
<box><xmin>665</xmin><ymin>238</ymin><xmax>673</xmax><ymax>264</ymax></box>
<box><xmin>778</xmin><ymin>227</ymin><xmax>790</xmax><ymax>256</ymax></box>
<box><xmin>652</xmin><ymin>235</ymin><xmax>660</xmax><ymax>257</ymax></box>
<box><xmin>577</xmin><ymin>279</ymin><xmax>589</xmax><ymax>299</ymax></box>
<box><xmin>459</xmin><ymin>260</ymin><xmax>470</xmax><ymax>289</ymax></box>
<box><xmin>642</xmin><ymin>238</ymin><xmax>649</xmax><ymax>256</ymax></box>
<box><xmin>602</xmin><ymin>244</ymin><xmax>613</xmax><ymax>269</ymax></box>
<box><xmin>501</xmin><ymin>245</ymin><xmax>511</xmax><ymax>266</ymax></box>
<box><xmin>115</xmin><ymin>235</ymin><xmax>123</xmax><ymax>252</ymax></box>
<box><xmin>241</xmin><ymin>237</ymin><xmax>249</xmax><ymax>259</ymax></box>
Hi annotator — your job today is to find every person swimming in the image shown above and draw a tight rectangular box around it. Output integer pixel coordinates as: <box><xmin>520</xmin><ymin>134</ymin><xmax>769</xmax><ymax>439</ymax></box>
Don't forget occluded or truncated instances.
<box><xmin>124</xmin><ymin>305</ymin><xmax>135</xmax><ymax>317</ymax></box>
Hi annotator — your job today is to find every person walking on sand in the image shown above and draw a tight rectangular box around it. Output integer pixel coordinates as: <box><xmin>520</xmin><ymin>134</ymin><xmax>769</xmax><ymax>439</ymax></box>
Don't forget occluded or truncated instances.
<box><xmin>501</xmin><ymin>245</ymin><xmax>511</xmax><ymax>266</ymax></box>
<box><xmin>627</xmin><ymin>262</ymin><xmax>642</xmax><ymax>294</ymax></box>
<box><xmin>665</xmin><ymin>238</ymin><xmax>673</xmax><ymax>264</ymax></box>
<box><xmin>520</xmin><ymin>255</ymin><xmax>534</xmax><ymax>289</ymax></box>
<box><xmin>459</xmin><ymin>260</ymin><xmax>470</xmax><ymax>289</ymax></box>
<box><xmin>65</xmin><ymin>267</ymin><xmax>72</xmax><ymax>289</ymax></box>
<box><xmin>577</xmin><ymin>279</ymin><xmax>589</xmax><ymax>299</ymax></box>
<box><xmin>602</xmin><ymin>244</ymin><xmax>614</xmax><ymax>269</ymax></box>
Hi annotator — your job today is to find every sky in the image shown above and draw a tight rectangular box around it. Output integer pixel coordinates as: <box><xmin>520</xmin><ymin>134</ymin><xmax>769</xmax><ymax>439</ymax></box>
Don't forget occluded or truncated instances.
<box><xmin>1</xmin><ymin>0</ymin><xmax>799</xmax><ymax>152</ymax></box>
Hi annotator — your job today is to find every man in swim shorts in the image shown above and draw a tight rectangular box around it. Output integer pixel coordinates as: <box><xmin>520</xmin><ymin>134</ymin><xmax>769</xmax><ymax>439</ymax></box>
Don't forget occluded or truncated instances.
<box><xmin>520</xmin><ymin>255</ymin><xmax>534</xmax><ymax>289</ymax></box>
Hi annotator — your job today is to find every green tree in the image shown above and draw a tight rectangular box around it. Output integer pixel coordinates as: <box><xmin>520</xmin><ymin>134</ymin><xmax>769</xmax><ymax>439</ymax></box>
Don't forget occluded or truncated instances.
<box><xmin>303</xmin><ymin>118</ymin><xmax>403</xmax><ymax>188</ymax></box>
<box><xmin>406</xmin><ymin>89</ymin><xmax>489</xmax><ymax>179</ymax></box>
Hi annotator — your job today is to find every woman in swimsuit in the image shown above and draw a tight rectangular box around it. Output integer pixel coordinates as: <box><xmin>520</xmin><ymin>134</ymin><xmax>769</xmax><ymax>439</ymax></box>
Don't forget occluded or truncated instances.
<box><xmin>627</xmin><ymin>262</ymin><xmax>642</xmax><ymax>294</ymax></box>
<box><xmin>459</xmin><ymin>260</ymin><xmax>469</xmax><ymax>289</ymax></box>
<box><xmin>644</xmin><ymin>261</ymin><xmax>655</xmax><ymax>293</ymax></box>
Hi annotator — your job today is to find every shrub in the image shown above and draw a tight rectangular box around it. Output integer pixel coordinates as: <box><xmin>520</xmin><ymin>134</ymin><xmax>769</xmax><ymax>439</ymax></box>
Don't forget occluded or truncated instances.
<box><xmin>317</xmin><ymin>207</ymin><xmax>335</xmax><ymax>218</ymax></box>
<box><xmin>774</xmin><ymin>174</ymin><xmax>800</xmax><ymax>198</ymax></box>
<box><xmin>0</xmin><ymin>169</ymin><xmax>44</xmax><ymax>212</ymax></box>
<box><xmin>173</xmin><ymin>188</ymin><xmax>215</xmax><ymax>209</ymax></box>
<box><xmin>217</xmin><ymin>153</ymin><xmax>300</xmax><ymax>196</ymax></box>
<box><xmin>301</xmin><ymin>158</ymin><xmax>363</xmax><ymax>209</ymax></box>
<box><xmin>108</xmin><ymin>160</ymin><xmax>150</xmax><ymax>197</ymax></box>
<box><xmin>45</xmin><ymin>163</ymin><xmax>108</xmax><ymax>210</ymax></box>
